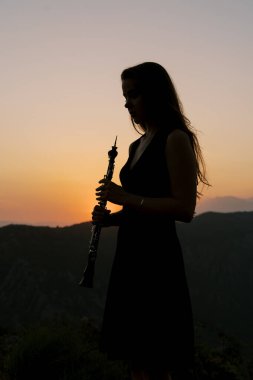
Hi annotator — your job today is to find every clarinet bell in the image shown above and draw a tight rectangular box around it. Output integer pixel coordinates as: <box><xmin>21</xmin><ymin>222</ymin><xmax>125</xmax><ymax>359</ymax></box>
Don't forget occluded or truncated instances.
<box><xmin>79</xmin><ymin>262</ymin><xmax>95</xmax><ymax>288</ymax></box>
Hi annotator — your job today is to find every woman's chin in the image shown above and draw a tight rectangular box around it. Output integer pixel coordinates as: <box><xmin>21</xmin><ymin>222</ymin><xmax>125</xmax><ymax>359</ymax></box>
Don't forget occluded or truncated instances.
<box><xmin>131</xmin><ymin>115</ymin><xmax>141</xmax><ymax>124</ymax></box>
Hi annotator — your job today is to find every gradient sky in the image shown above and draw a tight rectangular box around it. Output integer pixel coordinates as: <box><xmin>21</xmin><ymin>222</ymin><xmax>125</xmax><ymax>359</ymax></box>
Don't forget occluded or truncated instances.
<box><xmin>1</xmin><ymin>0</ymin><xmax>253</xmax><ymax>226</ymax></box>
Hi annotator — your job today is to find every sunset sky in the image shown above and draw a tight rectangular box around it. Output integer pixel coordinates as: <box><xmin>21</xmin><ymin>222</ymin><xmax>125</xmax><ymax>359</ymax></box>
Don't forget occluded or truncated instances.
<box><xmin>1</xmin><ymin>0</ymin><xmax>253</xmax><ymax>226</ymax></box>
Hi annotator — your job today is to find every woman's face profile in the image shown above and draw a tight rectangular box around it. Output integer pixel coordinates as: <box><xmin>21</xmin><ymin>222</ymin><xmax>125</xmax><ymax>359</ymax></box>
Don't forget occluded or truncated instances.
<box><xmin>122</xmin><ymin>78</ymin><xmax>147</xmax><ymax>125</ymax></box>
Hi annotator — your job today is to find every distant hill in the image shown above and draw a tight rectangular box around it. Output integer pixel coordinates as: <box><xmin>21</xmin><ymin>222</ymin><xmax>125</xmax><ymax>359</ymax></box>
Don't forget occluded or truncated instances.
<box><xmin>195</xmin><ymin>196</ymin><xmax>253</xmax><ymax>215</ymax></box>
<box><xmin>0</xmin><ymin>212</ymin><xmax>253</xmax><ymax>354</ymax></box>
<box><xmin>0</xmin><ymin>221</ymin><xmax>14</xmax><ymax>227</ymax></box>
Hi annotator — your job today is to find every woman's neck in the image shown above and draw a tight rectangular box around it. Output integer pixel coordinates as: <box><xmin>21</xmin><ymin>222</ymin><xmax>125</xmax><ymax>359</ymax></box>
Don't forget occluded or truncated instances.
<box><xmin>143</xmin><ymin>123</ymin><xmax>160</xmax><ymax>138</ymax></box>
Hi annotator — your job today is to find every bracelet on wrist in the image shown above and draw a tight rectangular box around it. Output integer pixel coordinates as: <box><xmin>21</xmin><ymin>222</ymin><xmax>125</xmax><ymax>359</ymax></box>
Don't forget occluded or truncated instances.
<box><xmin>139</xmin><ymin>198</ymin><xmax>144</xmax><ymax>208</ymax></box>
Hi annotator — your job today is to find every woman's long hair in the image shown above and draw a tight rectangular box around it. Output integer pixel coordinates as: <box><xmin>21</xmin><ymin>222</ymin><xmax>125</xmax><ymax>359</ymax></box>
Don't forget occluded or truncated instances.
<box><xmin>121</xmin><ymin>61</ymin><xmax>210</xmax><ymax>197</ymax></box>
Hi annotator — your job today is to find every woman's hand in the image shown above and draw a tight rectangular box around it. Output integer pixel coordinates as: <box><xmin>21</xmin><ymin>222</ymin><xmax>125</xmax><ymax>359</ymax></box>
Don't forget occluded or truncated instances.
<box><xmin>91</xmin><ymin>205</ymin><xmax>111</xmax><ymax>225</ymax></box>
<box><xmin>96</xmin><ymin>178</ymin><xmax>128</xmax><ymax>206</ymax></box>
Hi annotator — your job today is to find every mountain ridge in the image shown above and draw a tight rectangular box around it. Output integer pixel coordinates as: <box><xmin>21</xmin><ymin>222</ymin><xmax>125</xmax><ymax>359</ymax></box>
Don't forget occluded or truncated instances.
<box><xmin>1</xmin><ymin>196</ymin><xmax>253</xmax><ymax>227</ymax></box>
<box><xmin>195</xmin><ymin>195</ymin><xmax>253</xmax><ymax>215</ymax></box>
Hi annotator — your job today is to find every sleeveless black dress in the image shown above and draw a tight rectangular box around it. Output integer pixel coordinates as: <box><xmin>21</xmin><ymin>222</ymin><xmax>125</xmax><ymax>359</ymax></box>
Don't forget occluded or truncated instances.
<box><xmin>100</xmin><ymin>129</ymin><xmax>195</xmax><ymax>371</ymax></box>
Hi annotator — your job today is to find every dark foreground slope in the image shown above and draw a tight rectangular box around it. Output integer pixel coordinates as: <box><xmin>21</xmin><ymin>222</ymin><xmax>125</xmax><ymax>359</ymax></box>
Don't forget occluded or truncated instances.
<box><xmin>0</xmin><ymin>212</ymin><xmax>252</xmax><ymax>351</ymax></box>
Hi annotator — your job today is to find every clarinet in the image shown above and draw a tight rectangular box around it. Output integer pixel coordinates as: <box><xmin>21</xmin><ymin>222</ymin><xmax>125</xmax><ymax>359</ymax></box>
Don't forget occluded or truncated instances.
<box><xmin>79</xmin><ymin>137</ymin><xmax>118</xmax><ymax>288</ymax></box>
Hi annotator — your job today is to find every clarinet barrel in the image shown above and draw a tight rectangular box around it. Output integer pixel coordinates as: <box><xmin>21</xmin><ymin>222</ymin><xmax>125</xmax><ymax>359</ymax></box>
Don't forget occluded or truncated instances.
<box><xmin>79</xmin><ymin>137</ymin><xmax>118</xmax><ymax>288</ymax></box>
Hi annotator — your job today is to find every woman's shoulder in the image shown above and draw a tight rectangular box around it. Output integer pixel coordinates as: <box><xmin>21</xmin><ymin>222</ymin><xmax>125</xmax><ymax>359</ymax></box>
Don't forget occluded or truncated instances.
<box><xmin>164</xmin><ymin>129</ymin><xmax>194</xmax><ymax>160</ymax></box>
<box><xmin>165</xmin><ymin>128</ymin><xmax>190</xmax><ymax>146</ymax></box>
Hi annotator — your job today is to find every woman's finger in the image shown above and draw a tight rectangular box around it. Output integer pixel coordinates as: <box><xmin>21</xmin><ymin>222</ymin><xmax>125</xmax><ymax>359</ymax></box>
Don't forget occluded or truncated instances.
<box><xmin>94</xmin><ymin>205</ymin><xmax>103</xmax><ymax>211</ymax></box>
<box><xmin>96</xmin><ymin>184</ymin><xmax>107</xmax><ymax>191</ymax></box>
<box><xmin>98</xmin><ymin>179</ymin><xmax>111</xmax><ymax>186</ymax></box>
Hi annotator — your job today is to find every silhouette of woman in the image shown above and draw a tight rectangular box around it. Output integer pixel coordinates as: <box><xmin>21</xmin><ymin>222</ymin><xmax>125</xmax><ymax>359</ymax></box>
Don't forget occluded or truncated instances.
<box><xmin>92</xmin><ymin>62</ymin><xmax>210</xmax><ymax>380</ymax></box>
